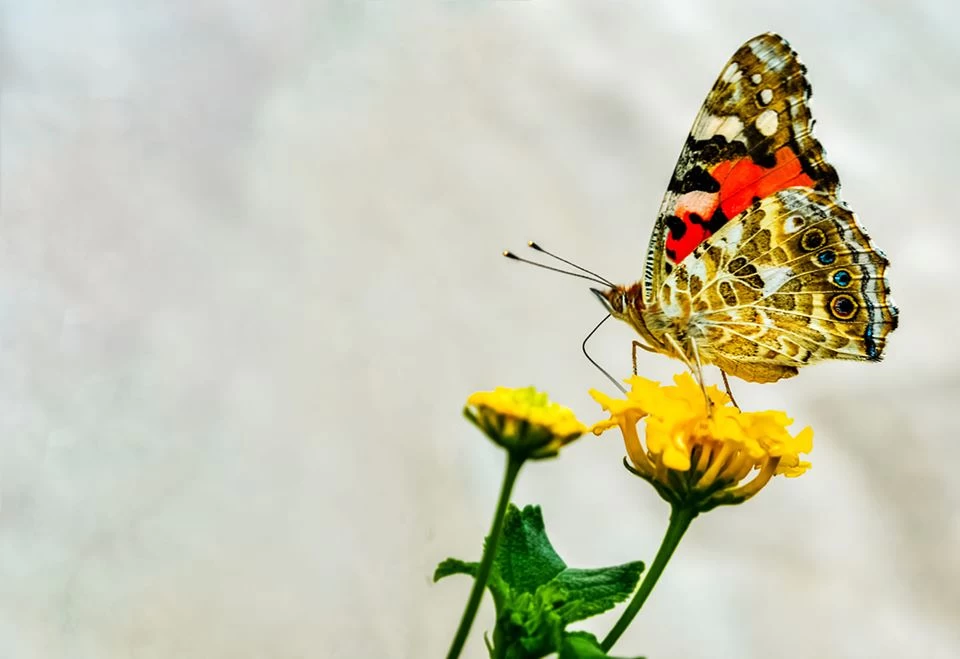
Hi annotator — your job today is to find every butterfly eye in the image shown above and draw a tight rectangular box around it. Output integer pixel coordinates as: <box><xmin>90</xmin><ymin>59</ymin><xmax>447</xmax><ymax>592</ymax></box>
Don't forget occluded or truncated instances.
<box><xmin>603</xmin><ymin>291</ymin><xmax>625</xmax><ymax>314</ymax></box>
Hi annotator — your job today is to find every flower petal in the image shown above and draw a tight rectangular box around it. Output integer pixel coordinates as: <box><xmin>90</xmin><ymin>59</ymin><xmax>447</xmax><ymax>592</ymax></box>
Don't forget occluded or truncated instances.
<box><xmin>591</xmin><ymin>373</ymin><xmax>813</xmax><ymax>510</ymax></box>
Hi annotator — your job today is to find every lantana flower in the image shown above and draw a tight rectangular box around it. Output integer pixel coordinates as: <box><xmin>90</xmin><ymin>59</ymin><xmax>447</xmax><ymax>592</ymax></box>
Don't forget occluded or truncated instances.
<box><xmin>448</xmin><ymin>387</ymin><xmax>589</xmax><ymax>657</ymax></box>
<box><xmin>465</xmin><ymin>387</ymin><xmax>588</xmax><ymax>460</ymax></box>
<box><xmin>590</xmin><ymin>373</ymin><xmax>812</xmax><ymax>511</ymax></box>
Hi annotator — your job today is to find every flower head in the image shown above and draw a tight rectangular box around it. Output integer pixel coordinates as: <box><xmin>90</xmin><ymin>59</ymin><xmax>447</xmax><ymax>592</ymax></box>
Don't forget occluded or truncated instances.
<box><xmin>465</xmin><ymin>387</ymin><xmax>588</xmax><ymax>460</ymax></box>
<box><xmin>590</xmin><ymin>373</ymin><xmax>812</xmax><ymax>511</ymax></box>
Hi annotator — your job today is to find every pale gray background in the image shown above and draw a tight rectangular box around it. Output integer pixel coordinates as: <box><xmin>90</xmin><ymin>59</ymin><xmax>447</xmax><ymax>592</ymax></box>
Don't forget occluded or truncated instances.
<box><xmin>3</xmin><ymin>1</ymin><xmax>959</xmax><ymax>658</ymax></box>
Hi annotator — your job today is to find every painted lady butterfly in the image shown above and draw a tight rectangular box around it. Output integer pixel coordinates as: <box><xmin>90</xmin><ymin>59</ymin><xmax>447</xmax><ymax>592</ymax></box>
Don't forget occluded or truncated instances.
<box><xmin>592</xmin><ymin>33</ymin><xmax>899</xmax><ymax>385</ymax></box>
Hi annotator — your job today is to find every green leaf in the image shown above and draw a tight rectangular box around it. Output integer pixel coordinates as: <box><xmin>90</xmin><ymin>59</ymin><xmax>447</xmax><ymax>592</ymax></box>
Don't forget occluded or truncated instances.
<box><xmin>495</xmin><ymin>583</ymin><xmax>568</xmax><ymax>658</ymax></box>
<box><xmin>559</xmin><ymin>632</ymin><xmax>645</xmax><ymax>659</ymax></box>
<box><xmin>433</xmin><ymin>557</ymin><xmax>478</xmax><ymax>582</ymax></box>
<box><xmin>435</xmin><ymin>505</ymin><xmax>646</xmax><ymax>658</ymax></box>
<box><xmin>553</xmin><ymin>562</ymin><xmax>646</xmax><ymax>623</ymax></box>
<box><xmin>493</xmin><ymin>505</ymin><xmax>566</xmax><ymax>594</ymax></box>
<box><xmin>434</xmin><ymin>556</ymin><xmax>512</xmax><ymax>612</ymax></box>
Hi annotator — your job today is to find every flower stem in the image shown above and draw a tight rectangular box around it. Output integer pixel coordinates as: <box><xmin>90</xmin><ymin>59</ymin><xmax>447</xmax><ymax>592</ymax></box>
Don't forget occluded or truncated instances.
<box><xmin>445</xmin><ymin>453</ymin><xmax>524</xmax><ymax>659</ymax></box>
<box><xmin>600</xmin><ymin>505</ymin><xmax>697</xmax><ymax>652</ymax></box>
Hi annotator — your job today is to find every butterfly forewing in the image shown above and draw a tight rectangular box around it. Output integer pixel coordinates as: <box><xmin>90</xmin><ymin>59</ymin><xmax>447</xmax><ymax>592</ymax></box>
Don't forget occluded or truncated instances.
<box><xmin>643</xmin><ymin>33</ymin><xmax>840</xmax><ymax>303</ymax></box>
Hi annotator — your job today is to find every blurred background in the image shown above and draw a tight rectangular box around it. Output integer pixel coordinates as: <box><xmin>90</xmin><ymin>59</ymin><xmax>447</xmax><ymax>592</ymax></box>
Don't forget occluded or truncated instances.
<box><xmin>3</xmin><ymin>1</ymin><xmax>959</xmax><ymax>657</ymax></box>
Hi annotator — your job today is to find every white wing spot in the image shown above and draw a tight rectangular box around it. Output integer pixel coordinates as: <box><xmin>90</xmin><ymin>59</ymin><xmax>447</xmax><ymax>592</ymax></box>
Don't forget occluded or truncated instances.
<box><xmin>692</xmin><ymin>113</ymin><xmax>746</xmax><ymax>143</ymax></box>
<box><xmin>686</xmin><ymin>257</ymin><xmax>708</xmax><ymax>283</ymax></box>
<box><xmin>759</xmin><ymin>89</ymin><xmax>774</xmax><ymax>105</ymax></box>
<box><xmin>751</xmin><ymin>73</ymin><xmax>762</xmax><ymax>84</ymax></box>
<box><xmin>762</xmin><ymin>266</ymin><xmax>794</xmax><ymax>297</ymax></box>
<box><xmin>756</xmin><ymin>109</ymin><xmax>778</xmax><ymax>136</ymax></box>
<box><xmin>783</xmin><ymin>215</ymin><xmax>806</xmax><ymax>233</ymax></box>
<box><xmin>722</xmin><ymin>62</ymin><xmax>742</xmax><ymax>83</ymax></box>
<box><xmin>714</xmin><ymin>222</ymin><xmax>743</xmax><ymax>258</ymax></box>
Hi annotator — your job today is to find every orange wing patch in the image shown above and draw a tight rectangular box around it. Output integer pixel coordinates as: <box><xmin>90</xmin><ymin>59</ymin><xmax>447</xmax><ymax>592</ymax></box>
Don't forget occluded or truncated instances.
<box><xmin>711</xmin><ymin>146</ymin><xmax>815</xmax><ymax>219</ymax></box>
<box><xmin>664</xmin><ymin>146</ymin><xmax>816</xmax><ymax>264</ymax></box>
<box><xmin>664</xmin><ymin>205</ymin><xmax>714</xmax><ymax>266</ymax></box>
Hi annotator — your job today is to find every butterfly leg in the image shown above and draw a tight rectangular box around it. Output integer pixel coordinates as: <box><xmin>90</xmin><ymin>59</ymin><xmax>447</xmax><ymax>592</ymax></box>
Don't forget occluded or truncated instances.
<box><xmin>661</xmin><ymin>334</ymin><xmax>711</xmax><ymax>408</ymax></box>
<box><xmin>661</xmin><ymin>333</ymin><xmax>696</xmax><ymax>372</ymax></box>
<box><xmin>687</xmin><ymin>338</ymin><xmax>711</xmax><ymax>411</ymax></box>
<box><xmin>663</xmin><ymin>334</ymin><xmax>713</xmax><ymax>410</ymax></box>
<box><xmin>720</xmin><ymin>370</ymin><xmax>740</xmax><ymax>410</ymax></box>
<box><xmin>631</xmin><ymin>340</ymin><xmax>658</xmax><ymax>376</ymax></box>
<box><xmin>663</xmin><ymin>334</ymin><xmax>713</xmax><ymax>411</ymax></box>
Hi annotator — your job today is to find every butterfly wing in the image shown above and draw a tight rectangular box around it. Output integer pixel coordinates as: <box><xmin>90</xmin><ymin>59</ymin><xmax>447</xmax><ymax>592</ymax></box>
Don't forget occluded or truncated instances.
<box><xmin>643</xmin><ymin>33</ymin><xmax>839</xmax><ymax>302</ymax></box>
<box><xmin>660</xmin><ymin>187</ymin><xmax>898</xmax><ymax>383</ymax></box>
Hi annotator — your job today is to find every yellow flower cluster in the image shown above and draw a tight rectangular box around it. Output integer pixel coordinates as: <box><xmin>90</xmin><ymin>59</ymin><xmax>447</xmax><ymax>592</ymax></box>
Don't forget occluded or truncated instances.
<box><xmin>465</xmin><ymin>387</ymin><xmax>588</xmax><ymax>460</ymax></box>
<box><xmin>590</xmin><ymin>373</ymin><xmax>812</xmax><ymax>510</ymax></box>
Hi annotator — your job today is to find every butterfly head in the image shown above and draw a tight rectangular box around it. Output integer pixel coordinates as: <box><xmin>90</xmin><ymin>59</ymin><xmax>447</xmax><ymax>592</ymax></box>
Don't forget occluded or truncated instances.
<box><xmin>591</xmin><ymin>283</ymin><xmax>665</xmax><ymax>353</ymax></box>
<box><xmin>591</xmin><ymin>285</ymin><xmax>642</xmax><ymax>320</ymax></box>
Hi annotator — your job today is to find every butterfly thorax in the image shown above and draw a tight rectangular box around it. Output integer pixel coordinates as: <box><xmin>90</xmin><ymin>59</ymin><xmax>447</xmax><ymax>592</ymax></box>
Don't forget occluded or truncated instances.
<box><xmin>602</xmin><ymin>282</ymin><xmax>687</xmax><ymax>358</ymax></box>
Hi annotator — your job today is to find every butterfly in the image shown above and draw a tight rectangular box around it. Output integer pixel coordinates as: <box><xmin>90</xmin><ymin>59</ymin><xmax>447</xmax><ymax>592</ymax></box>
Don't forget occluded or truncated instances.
<box><xmin>590</xmin><ymin>32</ymin><xmax>898</xmax><ymax>386</ymax></box>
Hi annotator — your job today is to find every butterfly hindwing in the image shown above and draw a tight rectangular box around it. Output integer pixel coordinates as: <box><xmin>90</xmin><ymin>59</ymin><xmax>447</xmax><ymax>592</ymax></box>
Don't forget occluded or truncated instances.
<box><xmin>659</xmin><ymin>187</ymin><xmax>898</xmax><ymax>383</ymax></box>
<box><xmin>643</xmin><ymin>33</ymin><xmax>840</xmax><ymax>302</ymax></box>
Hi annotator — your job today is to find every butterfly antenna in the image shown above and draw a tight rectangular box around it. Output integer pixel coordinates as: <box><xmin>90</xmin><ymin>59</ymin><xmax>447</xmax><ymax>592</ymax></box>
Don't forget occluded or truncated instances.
<box><xmin>527</xmin><ymin>241</ymin><xmax>615</xmax><ymax>288</ymax></box>
<box><xmin>583</xmin><ymin>314</ymin><xmax>626</xmax><ymax>393</ymax></box>
<box><xmin>503</xmin><ymin>250</ymin><xmax>610</xmax><ymax>287</ymax></box>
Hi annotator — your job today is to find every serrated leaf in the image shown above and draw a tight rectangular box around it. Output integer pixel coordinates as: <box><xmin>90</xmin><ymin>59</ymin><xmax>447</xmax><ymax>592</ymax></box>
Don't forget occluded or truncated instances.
<box><xmin>553</xmin><ymin>562</ymin><xmax>645</xmax><ymax>623</ymax></box>
<box><xmin>559</xmin><ymin>632</ymin><xmax>645</xmax><ymax>659</ymax></box>
<box><xmin>435</xmin><ymin>504</ymin><xmax>647</xmax><ymax>658</ymax></box>
<box><xmin>494</xmin><ymin>505</ymin><xmax>566</xmax><ymax>594</ymax></box>
<box><xmin>490</xmin><ymin>506</ymin><xmax>646</xmax><ymax>657</ymax></box>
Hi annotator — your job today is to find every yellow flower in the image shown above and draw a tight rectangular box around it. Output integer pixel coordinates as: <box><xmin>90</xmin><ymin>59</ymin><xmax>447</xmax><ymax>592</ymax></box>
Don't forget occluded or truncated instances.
<box><xmin>465</xmin><ymin>387</ymin><xmax>588</xmax><ymax>459</ymax></box>
<box><xmin>590</xmin><ymin>373</ymin><xmax>812</xmax><ymax>511</ymax></box>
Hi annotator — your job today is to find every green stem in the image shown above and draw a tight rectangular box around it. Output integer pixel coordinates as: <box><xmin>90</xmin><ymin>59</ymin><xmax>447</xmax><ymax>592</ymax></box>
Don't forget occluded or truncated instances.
<box><xmin>600</xmin><ymin>505</ymin><xmax>697</xmax><ymax>652</ymax></box>
<box><xmin>446</xmin><ymin>453</ymin><xmax>524</xmax><ymax>659</ymax></box>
